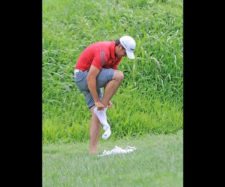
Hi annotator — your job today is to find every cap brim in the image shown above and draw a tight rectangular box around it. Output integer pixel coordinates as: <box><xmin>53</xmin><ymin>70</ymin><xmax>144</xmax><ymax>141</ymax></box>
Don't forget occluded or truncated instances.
<box><xmin>126</xmin><ymin>50</ymin><xmax>135</xmax><ymax>59</ymax></box>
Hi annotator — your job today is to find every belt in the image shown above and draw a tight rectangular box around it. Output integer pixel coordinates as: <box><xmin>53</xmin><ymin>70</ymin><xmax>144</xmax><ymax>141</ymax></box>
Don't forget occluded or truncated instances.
<box><xmin>74</xmin><ymin>69</ymin><xmax>83</xmax><ymax>73</ymax></box>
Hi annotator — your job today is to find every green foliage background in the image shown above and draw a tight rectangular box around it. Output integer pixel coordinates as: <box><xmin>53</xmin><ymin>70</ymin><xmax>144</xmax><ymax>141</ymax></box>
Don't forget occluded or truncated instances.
<box><xmin>43</xmin><ymin>0</ymin><xmax>183</xmax><ymax>143</ymax></box>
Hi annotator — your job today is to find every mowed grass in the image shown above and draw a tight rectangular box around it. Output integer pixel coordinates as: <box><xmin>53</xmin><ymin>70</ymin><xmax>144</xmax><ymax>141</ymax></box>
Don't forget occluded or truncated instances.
<box><xmin>43</xmin><ymin>130</ymin><xmax>183</xmax><ymax>187</ymax></box>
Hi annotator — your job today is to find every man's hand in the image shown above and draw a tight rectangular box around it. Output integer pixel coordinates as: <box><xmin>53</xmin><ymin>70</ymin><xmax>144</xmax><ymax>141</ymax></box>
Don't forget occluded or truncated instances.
<box><xmin>107</xmin><ymin>101</ymin><xmax>113</xmax><ymax>108</ymax></box>
<box><xmin>95</xmin><ymin>101</ymin><xmax>105</xmax><ymax>110</ymax></box>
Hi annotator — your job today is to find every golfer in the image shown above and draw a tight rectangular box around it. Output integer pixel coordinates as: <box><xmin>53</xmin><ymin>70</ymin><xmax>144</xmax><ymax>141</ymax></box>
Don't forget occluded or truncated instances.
<box><xmin>74</xmin><ymin>35</ymin><xmax>136</xmax><ymax>154</ymax></box>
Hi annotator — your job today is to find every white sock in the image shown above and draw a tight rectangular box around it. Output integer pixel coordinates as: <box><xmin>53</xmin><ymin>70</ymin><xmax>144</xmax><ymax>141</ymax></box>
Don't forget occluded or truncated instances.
<box><xmin>93</xmin><ymin>107</ymin><xmax>110</xmax><ymax>130</ymax></box>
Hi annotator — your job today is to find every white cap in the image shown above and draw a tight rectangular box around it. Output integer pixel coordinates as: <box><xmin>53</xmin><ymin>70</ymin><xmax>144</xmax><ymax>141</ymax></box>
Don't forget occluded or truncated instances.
<box><xmin>119</xmin><ymin>35</ymin><xmax>136</xmax><ymax>59</ymax></box>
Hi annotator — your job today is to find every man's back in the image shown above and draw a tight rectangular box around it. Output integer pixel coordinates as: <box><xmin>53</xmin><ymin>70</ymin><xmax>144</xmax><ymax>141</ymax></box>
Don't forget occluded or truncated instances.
<box><xmin>75</xmin><ymin>41</ymin><xmax>121</xmax><ymax>71</ymax></box>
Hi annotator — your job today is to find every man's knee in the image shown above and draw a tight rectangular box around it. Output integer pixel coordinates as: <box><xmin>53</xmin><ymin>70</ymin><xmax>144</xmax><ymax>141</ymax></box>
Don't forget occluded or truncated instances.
<box><xmin>113</xmin><ymin>70</ymin><xmax>124</xmax><ymax>82</ymax></box>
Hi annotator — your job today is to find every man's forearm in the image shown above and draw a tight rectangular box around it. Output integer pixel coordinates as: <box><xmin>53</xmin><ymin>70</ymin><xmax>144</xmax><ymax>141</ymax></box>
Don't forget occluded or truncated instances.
<box><xmin>87</xmin><ymin>76</ymin><xmax>99</xmax><ymax>103</ymax></box>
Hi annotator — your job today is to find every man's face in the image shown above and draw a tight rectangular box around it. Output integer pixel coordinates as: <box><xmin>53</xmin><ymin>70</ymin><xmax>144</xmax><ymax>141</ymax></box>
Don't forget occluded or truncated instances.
<box><xmin>116</xmin><ymin>45</ymin><xmax>127</xmax><ymax>58</ymax></box>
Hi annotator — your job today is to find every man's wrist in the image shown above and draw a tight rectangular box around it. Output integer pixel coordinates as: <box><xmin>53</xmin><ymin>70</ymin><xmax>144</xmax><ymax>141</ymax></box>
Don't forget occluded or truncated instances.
<box><xmin>94</xmin><ymin>99</ymin><xmax>100</xmax><ymax>103</ymax></box>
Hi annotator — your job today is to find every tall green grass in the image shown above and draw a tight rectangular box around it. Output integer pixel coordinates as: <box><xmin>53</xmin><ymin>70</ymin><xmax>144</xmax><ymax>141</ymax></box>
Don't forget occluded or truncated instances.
<box><xmin>43</xmin><ymin>0</ymin><xmax>183</xmax><ymax>143</ymax></box>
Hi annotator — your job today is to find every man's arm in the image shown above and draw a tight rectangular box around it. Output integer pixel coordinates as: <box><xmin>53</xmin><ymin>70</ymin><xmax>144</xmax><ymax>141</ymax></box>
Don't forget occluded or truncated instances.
<box><xmin>87</xmin><ymin>65</ymin><xmax>105</xmax><ymax>109</ymax></box>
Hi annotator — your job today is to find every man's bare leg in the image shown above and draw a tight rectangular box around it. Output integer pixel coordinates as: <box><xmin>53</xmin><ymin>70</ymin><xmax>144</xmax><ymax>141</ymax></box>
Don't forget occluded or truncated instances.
<box><xmin>92</xmin><ymin>70</ymin><xmax>124</xmax><ymax>141</ymax></box>
<box><xmin>89</xmin><ymin>107</ymin><xmax>101</xmax><ymax>154</ymax></box>
<box><xmin>101</xmin><ymin>70</ymin><xmax>124</xmax><ymax>107</ymax></box>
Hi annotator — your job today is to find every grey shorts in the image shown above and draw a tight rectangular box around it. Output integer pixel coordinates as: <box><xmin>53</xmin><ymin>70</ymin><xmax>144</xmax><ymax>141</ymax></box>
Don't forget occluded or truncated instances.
<box><xmin>74</xmin><ymin>68</ymin><xmax>115</xmax><ymax>108</ymax></box>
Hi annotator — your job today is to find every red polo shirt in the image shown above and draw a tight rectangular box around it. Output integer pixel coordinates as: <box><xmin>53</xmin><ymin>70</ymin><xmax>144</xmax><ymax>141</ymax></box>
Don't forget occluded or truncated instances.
<box><xmin>75</xmin><ymin>41</ymin><xmax>122</xmax><ymax>71</ymax></box>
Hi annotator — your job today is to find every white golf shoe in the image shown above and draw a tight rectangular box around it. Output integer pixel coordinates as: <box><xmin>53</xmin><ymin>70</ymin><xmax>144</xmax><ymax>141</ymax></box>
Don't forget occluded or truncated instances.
<box><xmin>93</xmin><ymin>107</ymin><xmax>111</xmax><ymax>139</ymax></box>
